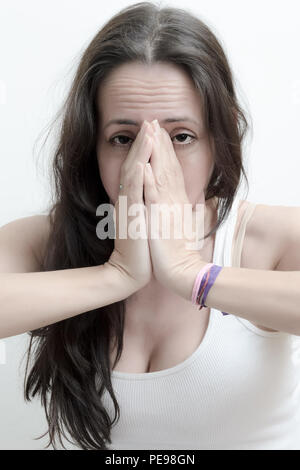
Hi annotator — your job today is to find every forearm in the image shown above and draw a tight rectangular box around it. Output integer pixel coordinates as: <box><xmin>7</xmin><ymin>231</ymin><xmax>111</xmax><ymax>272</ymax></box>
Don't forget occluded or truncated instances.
<box><xmin>178</xmin><ymin>259</ymin><xmax>300</xmax><ymax>335</ymax></box>
<box><xmin>0</xmin><ymin>262</ymin><xmax>133</xmax><ymax>339</ymax></box>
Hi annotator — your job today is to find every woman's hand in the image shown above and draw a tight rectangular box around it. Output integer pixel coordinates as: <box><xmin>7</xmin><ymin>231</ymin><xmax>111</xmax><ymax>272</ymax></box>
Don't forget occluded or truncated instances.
<box><xmin>107</xmin><ymin>121</ymin><xmax>154</xmax><ymax>292</ymax></box>
<box><xmin>143</xmin><ymin>120</ymin><xmax>206</xmax><ymax>299</ymax></box>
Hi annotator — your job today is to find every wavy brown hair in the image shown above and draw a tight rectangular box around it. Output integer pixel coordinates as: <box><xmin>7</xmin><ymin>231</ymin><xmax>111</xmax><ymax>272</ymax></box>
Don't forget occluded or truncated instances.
<box><xmin>23</xmin><ymin>1</ymin><xmax>250</xmax><ymax>450</ymax></box>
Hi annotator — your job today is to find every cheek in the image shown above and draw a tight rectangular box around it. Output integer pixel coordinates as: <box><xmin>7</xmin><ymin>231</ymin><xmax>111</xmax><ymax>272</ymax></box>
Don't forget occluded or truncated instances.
<box><xmin>97</xmin><ymin>151</ymin><xmax>123</xmax><ymax>205</ymax></box>
<box><xmin>178</xmin><ymin>145</ymin><xmax>214</xmax><ymax>205</ymax></box>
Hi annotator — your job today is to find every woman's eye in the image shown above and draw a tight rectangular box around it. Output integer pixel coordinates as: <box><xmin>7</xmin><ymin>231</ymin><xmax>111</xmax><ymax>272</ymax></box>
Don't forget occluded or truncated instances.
<box><xmin>173</xmin><ymin>133</ymin><xmax>195</xmax><ymax>145</ymax></box>
<box><xmin>109</xmin><ymin>133</ymin><xmax>196</xmax><ymax>148</ymax></box>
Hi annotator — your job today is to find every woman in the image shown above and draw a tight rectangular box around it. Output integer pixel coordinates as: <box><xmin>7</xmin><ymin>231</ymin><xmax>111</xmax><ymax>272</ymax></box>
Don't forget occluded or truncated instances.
<box><xmin>1</xmin><ymin>2</ymin><xmax>300</xmax><ymax>450</ymax></box>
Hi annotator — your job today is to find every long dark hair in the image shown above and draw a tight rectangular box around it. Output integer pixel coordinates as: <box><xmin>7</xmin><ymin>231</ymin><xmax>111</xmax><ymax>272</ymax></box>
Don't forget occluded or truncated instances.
<box><xmin>23</xmin><ymin>1</ymin><xmax>250</xmax><ymax>450</ymax></box>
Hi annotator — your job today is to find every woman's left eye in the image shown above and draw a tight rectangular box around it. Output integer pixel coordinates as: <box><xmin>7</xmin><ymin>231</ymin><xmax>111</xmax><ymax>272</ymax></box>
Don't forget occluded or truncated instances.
<box><xmin>109</xmin><ymin>133</ymin><xmax>196</xmax><ymax>147</ymax></box>
<box><xmin>172</xmin><ymin>133</ymin><xmax>195</xmax><ymax>146</ymax></box>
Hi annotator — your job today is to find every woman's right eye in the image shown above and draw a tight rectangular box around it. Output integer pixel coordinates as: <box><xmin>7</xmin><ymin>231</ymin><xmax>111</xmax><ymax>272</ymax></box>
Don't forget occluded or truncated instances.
<box><xmin>109</xmin><ymin>135</ymin><xmax>133</xmax><ymax>147</ymax></box>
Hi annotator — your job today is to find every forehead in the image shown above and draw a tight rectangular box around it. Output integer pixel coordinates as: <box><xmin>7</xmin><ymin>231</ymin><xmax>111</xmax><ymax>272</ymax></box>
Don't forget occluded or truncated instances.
<box><xmin>97</xmin><ymin>61</ymin><xmax>203</xmax><ymax>123</ymax></box>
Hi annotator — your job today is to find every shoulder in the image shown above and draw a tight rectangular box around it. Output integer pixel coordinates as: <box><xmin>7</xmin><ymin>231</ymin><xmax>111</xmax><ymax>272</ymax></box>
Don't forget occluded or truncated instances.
<box><xmin>30</xmin><ymin>214</ymin><xmax>52</xmax><ymax>266</ymax></box>
<box><xmin>240</xmin><ymin>200</ymin><xmax>300</xmax><ymax>271</ymax></box>
<box><xmin>0</xmin><ymin>214</ymin><xmax>51</xmax><ymax>271</ymax></box>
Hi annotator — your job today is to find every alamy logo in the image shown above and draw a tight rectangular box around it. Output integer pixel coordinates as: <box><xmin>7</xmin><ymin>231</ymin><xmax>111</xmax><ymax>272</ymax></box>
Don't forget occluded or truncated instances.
<box><xmin>95</xmin><ymin>197</ymin><xmax>206</xmax><ymax>250</ymax></box>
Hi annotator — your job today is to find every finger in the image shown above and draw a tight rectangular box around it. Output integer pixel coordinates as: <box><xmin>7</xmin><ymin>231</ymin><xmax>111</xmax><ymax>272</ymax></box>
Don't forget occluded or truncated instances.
<box><xmin>152</xmin><ymin>121</ymin><xmax>170</xmax><ymax>169</ymax></box>
<box><xmin>144</xmin><ymin>162</ymin><xmax>159</xmax><ymax>205</ymax></box>
<box><xmin>120</xmin><ymin>132</ymin><xmax>153</xmax><ymax>194</ymax></box>
<box><xmin>122</xmin><ymin>121</ymin><xmax>153</xmax><ymax>172</ymax></box>
<box><xmin>151</xmin><ymin>121</ymin><xmax>182</xmax><ymax>182</ymax></box>
<box><xmin>148</xmin><ymin>126</ymin><xmax>167</xmax><ymax>188</ymax></box>
<box><xmin>131</xmin><ymin>161</ymin><xmax>145</xmax><ymax>204</ymax></box>
<box><xmin>116</xmin><ymin>161</ymin><xmax>145</xmax><ymax>242</ymax></box>
<box><xmin>160</xmin><ymin>127</ymin><xmax>184</xmax><ymax>175</ymax></box>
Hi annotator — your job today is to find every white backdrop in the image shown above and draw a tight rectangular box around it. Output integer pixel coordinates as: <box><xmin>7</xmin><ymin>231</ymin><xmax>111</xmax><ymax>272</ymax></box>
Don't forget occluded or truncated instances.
<box><xmin>0</xmin><ymin>0</ymin><xmax>299</xmax><ymax>450</ymax></box>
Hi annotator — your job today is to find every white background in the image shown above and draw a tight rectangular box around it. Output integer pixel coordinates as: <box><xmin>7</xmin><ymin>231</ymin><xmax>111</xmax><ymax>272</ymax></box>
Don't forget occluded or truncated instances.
<box><xmin>0</xmin><ymin>0</ymin><xmax>300</xmax><ymax>449</ymax></box>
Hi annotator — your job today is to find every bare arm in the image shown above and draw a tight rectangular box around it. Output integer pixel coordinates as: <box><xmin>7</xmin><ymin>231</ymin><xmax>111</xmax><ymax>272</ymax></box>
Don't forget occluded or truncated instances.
<box><xmin>0</xmin><ymin>215</ymin><xmax>134</xmax><ymax>339</ymax></box>
<box><xmin>167</xmin><ymin>205</ymin><xmax>300</xmax><ymax>336</ymax></box>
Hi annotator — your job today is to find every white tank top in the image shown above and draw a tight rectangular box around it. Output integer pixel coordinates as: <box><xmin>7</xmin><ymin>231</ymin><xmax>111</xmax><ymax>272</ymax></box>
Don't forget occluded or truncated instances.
<box><xmin>99</xmin><ymin>198</ymin><xmax>300</xmax><ymax>450</ymax></box>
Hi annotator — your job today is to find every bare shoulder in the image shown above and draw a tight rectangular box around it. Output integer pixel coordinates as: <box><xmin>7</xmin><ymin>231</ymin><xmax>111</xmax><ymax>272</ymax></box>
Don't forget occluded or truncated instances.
<box><xmin>0</xmin><ymin>214</ymin><xmax>52</xmax><ymax>272</ymax></box>
<box><xmin>237</xmin><ymin>200</ymin><xmax>299</xmax><ymax>269</ymax></box>
<box><xmin>261</xmin><ymin>203</ymin><xmax>300</xmax><ymax>271</ymax></box>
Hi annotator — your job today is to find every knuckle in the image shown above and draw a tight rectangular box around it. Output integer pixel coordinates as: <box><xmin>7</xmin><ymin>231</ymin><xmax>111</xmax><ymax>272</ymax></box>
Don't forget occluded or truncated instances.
<box><xmin>121</xmin><ymin>161</ymin><xmax>142</xmax><ymax>181</ymax></box>
<box><xmin>156</xmin><ymin>173</ymin><xmax>167</xmax><ymax>188</ymax></box>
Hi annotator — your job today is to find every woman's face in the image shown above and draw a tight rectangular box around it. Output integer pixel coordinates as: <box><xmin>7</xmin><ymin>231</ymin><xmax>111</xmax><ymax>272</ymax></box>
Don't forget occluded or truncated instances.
<box><xmin>96</xmin><ymin>61</ymin><xmax>215</xmax><ymax>206</ymax></box>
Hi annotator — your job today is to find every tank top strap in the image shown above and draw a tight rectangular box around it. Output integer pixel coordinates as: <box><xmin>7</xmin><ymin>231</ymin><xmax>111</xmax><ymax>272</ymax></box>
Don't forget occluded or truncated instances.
<box><xmin>212</xmin><ymin>197</ymin><xmax>241</xmax><ymax>268</ymax></box>
<box><xmin>231</xmin><ymin>201</ymin><xmax>257</xmax><ymax>268</ymax></box>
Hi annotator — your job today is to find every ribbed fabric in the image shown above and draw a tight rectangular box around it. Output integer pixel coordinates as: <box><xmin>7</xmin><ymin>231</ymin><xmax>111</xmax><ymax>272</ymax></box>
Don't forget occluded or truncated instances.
<box><xmin>99</xmin><ymin>198</ymin><xmax>300</xmax><ymax>450</ymax></box>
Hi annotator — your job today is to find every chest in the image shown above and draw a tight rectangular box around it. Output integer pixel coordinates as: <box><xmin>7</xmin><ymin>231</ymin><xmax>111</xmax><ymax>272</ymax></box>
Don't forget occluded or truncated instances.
<box><xmin>110</xmin><ymin>201</ymin><xmax>280</xmax><ymax>374</ymax></box>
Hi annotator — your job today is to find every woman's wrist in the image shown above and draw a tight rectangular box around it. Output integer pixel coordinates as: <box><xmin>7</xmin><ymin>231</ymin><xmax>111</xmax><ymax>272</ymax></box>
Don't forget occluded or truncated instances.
<box><xmin>163</xmin><ymin>255</ymin><xmax>209</xmax><ymax>301</ymax></box>
<box><xmin>103</xmin><ymin>260</ymin><xmax>145</xmax><ymax>299</ymax></box>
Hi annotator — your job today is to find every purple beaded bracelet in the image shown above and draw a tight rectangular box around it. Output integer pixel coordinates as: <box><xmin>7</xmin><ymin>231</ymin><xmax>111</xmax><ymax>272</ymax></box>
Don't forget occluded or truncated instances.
<box><xmin>196</xmin><ymin>264</ymin><xmax>229</xmax><ymax>316</ymax></box>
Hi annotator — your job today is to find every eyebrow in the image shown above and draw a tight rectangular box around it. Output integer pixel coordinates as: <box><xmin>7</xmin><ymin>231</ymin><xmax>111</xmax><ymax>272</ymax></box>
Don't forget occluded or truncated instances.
<box><xmin>103</xmin><ymin>117</ymin><xmax>198</xmax><ymax>130</ymax></box>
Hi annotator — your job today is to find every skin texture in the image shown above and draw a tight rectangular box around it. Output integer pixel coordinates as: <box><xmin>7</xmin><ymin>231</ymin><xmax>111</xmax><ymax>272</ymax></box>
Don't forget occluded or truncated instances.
<box><xmin>96</xmin><ymin>61</ymin><xmax>218</xmax><ymax>322</ymax></box>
